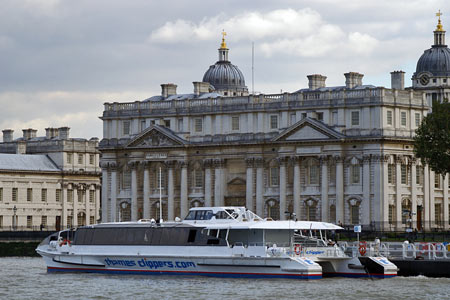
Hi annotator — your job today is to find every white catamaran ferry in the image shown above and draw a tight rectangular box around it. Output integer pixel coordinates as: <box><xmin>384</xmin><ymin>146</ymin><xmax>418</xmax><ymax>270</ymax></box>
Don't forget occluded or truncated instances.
<box><xmin>36</xmin><ymin>207</ymin><xmax>397</xmax><ymax>279</ymax></box>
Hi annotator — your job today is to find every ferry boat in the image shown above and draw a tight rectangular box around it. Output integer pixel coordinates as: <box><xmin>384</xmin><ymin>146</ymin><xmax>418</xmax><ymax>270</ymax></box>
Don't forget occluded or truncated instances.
<box><xmin>36</xmin><ymin>207</ymin><xmax>397</xmax><ymax>279</ymax></box>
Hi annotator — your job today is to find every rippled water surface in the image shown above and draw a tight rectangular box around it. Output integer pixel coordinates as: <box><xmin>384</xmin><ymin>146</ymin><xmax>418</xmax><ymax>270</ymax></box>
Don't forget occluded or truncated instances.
<box><xmin>1</xmin><ymin>257</ymin><xmax>450</xmax><ymax>300</ymax></box>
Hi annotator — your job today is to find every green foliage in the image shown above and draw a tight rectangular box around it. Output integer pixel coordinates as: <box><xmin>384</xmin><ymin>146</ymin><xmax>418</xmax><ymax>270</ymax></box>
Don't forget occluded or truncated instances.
<box><xmin>413</xmin><ymin>99</ymin><xmax>450</xmax><ymax>175</ymax></box>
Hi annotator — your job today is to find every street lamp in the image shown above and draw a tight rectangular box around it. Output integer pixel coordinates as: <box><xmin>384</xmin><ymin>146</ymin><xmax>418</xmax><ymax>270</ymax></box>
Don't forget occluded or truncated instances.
<box><xmin>13</xmin><ymin>205</ymin><xmax>17</xmax><ymax>231</ymax></box>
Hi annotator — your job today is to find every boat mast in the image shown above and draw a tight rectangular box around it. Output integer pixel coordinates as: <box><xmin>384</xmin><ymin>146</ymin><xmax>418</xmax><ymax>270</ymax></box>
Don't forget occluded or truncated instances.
<box><xmin>159</xmin><ymin>167</ymin><xmax>162</xmax><ymax>222</ymax></box>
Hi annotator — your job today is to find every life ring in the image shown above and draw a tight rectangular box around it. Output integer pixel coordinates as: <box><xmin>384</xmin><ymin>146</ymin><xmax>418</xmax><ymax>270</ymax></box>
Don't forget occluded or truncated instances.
<box><xmin>60</xmin><ymin>239</ymin><xmax>71</xmax><ymax>246</ymax></box>
<box><xmin>359</xmin><ymin>241</ymin><xmax>367</xmax><ymax>256</ymax></box>
<box><xmin>294</xmin><ymin>244</ymin><xmax>302</xmax><ymax>255</ymax></box>
<box><xmin>419</xmin><ymin>242</ymin><xmax>428</xmax><ymax>255</ymax></box>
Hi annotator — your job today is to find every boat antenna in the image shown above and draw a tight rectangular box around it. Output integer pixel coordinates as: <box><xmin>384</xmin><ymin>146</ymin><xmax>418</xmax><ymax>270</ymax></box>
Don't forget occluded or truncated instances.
<box><xmin>252</xmin><ymin>41</ymin><xmax>255</xmax><ymax>94</ymax></box>
<box><xmin>159</xmin><ymin>166</ymin><xmax>163</xmax><ymax>222</ymax></box>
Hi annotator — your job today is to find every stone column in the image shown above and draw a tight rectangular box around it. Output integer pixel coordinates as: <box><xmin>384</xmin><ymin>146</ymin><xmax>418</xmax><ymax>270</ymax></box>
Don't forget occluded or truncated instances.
<box><xmin>62</xmin><ymin>183</ymin><xmax>68</xmax><ymax>228</ymax></box>
<box><xmin>362</xmin><ymin>155</ymin><xmax>371</xmax><ymax>226</ymax></box>
<box><xmin>395</xmin><ymin>156</ymin><xmax>403</xmax><ymax>230</ymax></box>
<box><xmin>73</xmin><ymin>185</ymin><xmax>79</xmax><ymax>226</ymax></box>
<box><xmin>279</xmin><ymin>157</ymin><xmax>287</xmax><ymax>220</ymax></box>
<box><xmin>444</xmin><ymin>174</ymin><xmax>449</xmax><ymax>230</ymax></box>
<box><xmin>85</xmin><ymin>185</ymin><xmax>90</xmax><ymax>225</ymax></box>
<box><xmin>424</xmin><ymin>165</ymin><xmax>430</xmax><ymax>230</ymax></box>
<box><xmin>101</xmin><ymin>163</ymin><xmax>109</xmax><ymax>223</ymax></box>
<box><xmin>321</xmin><ymin>156</ymin><xmax>329</xmax><ymax>222</ymax></box>
<box><xmin>110</xmin><ymin>163</ymin><xmax>118</xmax><ymax>222</ymax></box>
<box><xmin>411</xmin><ymin>159</ymin><xmax>418</xmax><ymax>229</ymax></box>
<box><xmin>255</xmin><ymin>158</ymin><xmax>264</xmax><ymax>217</ymax></box>
<box><xmin>142</xmin><ymin>161</ymin><xmax>150</xmax><ymax>219</ymax></box>
<box><xmin>335</xmin><ymin>156</ymin><xmax>344</xmax><ymax>224</ymax></box>
<box><xmin>167</xmin><ymin>161</ymin><xmax>175</xmax><ymax>221</ymax></box>
<box><xmin>130</xmin><ymin>161</ymin><xmax>138</xmax><ymax>221</ymax></box>
<box><xmin>204</xmin><ymin>159</ymin><xmax>212</xmax><ymax>208</ymax></box>
<box><xmin>293</xmin><ymin>157</ymin><xmax>301</xmax><ymax>220</ymax></box>
<box><xmin>95</xmin><ymin>184</ymin><xmax>100</xmax><ymax>223</ymax></box>
<box><xmin>214</xmin><ymin>159</ymin><xmax>225</xmax><ymax>207</ymax></box>
<box><xmin>180</xmin><ymin>161</ymin><xmax>188</xmax><ymax>219</ymax></box>
<box><xmin>245</xmin><ymin>158</ymin><xmax>254</xmax><ymax>211</ymax></box>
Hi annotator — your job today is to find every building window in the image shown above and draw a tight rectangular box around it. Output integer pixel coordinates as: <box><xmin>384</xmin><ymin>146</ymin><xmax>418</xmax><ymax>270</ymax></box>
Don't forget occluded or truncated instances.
<box><xmin>350</xmin><ymin>165</ymin><xmax>360</xmax><ymax>184</ymax></box>
<box><xmin>193</xmin><ymin>170</ymin><xmax>203</xmax><ymax>188</ymax></box>
<box><xmin>12</xmin><ymin>188</ymin><xmax>18</xmax><ymax>202</ymax></box>
<box><xmin>0</xmin><ymin>187</ymin><xmax>2</xmax><ymax>201</ymax></box>
<box><xmin>401</xmin><ymin>111</ymin><xmax>407</xmax><ymax>126</ymax></box>
<box><xmin>123</xmin><ymin>121</ymin><xmax>130</xmax><ymax>135</ymax></box>
<box><xmin>402</xmin><ymin>200</ymin><xmax>412</xmax><ymax>224</ymax></box>
<box><xmin>41</xmin><ymin>216</ymin><xmax>47</xmax><ymax>228</ymax></box>
<box><xmin>388</xmin><ymin>164</ymin><xmax>395</xmax><ymax>184</ymax></box>
<box><xmin>56</xmin><ymin>189</ymin><xmax>62</xmax><ymax>202</ymax></box>
<box><xmin>351</xmin><ymin>111</ymin><xmax>360</xmax><ymax>126</ymax></box>
<box><xmin>270</xmin><ymin>167</ymin><xmax>279</xmax><ymax>187</ymax></box>
<box><xmin>90</xmin><ymin>216</ymin><xmax>95</xmax><ymax>224</ymax></box>
<box><xmin>307</xmin><ymin>205</ymin><xmax>316</xmax><ymax>221</ymax></box>
<box><xmin>67</xmin><ymin>190</ymin><xmax>73</xmax><ymax>202</ymax></box>
<box><xmin>123</xmin><ymin>171</ymin><xmax>131</xmax><ymax>189</ymax></box>
<box><xmin>150</xmin><ymin>120</ymin><xmax>156</xmax><ymax>125</ymax></box>
<box><xmin>156</xmin><ymin>169</ymin><xmax>166</xmax><ymax>189</ymax></box>
<box><xmin>301</xmin><ymin>113</ymin><xmax>307</xmax><ymax>119</ymax></box>
<box><xmin>317</xmin><ymin>112</ymin><xmax>324</xmax><ymax>121</ymax></box>
<box><xmin>67</xmin><ymin>153</ymin><xmax>72</xmax><ymax>164</ymax></box>
<box><xmin>89</xmin><ymin>190</ymin><xmax>95</xmax><ymax>203</ymax></box>
<box><xmin>387</xmin><ymin>110</ymin><xmax>393</xmax><ymax>125</ymax></box>
<box><xmin>416</xmin><ymin>166</ymin><xmax>423</xmax><ymax>185</ymax></box>
<box><xmin>78</xmin><ymin>154</ymin><xmax>83</xmax><ymax>164</ymax></box>
<box><xmin>270</xmin><ymin>115</ymin><xmax>278</xmax><ymax>129</ymax></box>
<box><xmin>163</xmin><ymin>119</ymin><xmax>171</xmax><ymax>128</ymax></box>
<box><xmin>78</xmin><ymin>213</ymin><xmax>84</xmax><ymax>226</ymax></box>
<box><xmin>89</xmin><ymin>154</ymin><xmax>94</xmax><ymax>165</ymax></box>
<box><xmin>435</xmin><ymin>174</ymin><xmax>441</xmax><ymax>188</ymax></box>
<box><xmin>67</xmin><ymin>216</ymin><xmax>73</xmax><ymax>227</ymax></box>
<box><xmin>194</xmin><ymin>118</ymin><xmax>203</xmax><ymax>132</ymax></box>
<box><xmin>231</xmin><ymin>116</ymin><xmax>240</xmax><ymax>131</ymax></box>
<box><xmin>141</xmin><ymin>120</ymin><xmax>146</xmax><ymax>130</ymax></box>
<box><xmin>41</xmin><ymin>189</ymin><xmax>47</xmax><ymax>202</ymax></box>
<box><xmin>401</xmin><ymin>165</ymin><xmax>409</xmax><ymax>185</ymax></box>
<box><xmin>388</xmin><ymin>205</ymin><xmax>395</xmax><ymax>225</ymax></box>
<box><xmin>309</xmin><ymin>164</ymin><xmax>319</xmax><ymax>185</ymax></box>
<box><xmin>27</xmin><ymin>216</ymin><xmax>32</xmax><ymax>229</ymax></box>
<box><xmin>415</xmin><ymin>113</ymin><xmax>421</xmax><ymax>127</ymax></box>
<box><xmin>351</xmin><ymin>205</ymin><xmax>360</xmax><ymax>224</ymax></box>
<box><xmin>290</xmin><ymin>113</ymin><xmax>296</xmax><ymax>125</ymax></box>
<box><xmin>27</xmin><ymin>188</ymin><xmax>33</xmax><ymax>202</ymax></box>
<box><xmin>78</xmin><ymin>191</ymin><xmax>83</xmax><ymax>203</ymax></box>
<box><xmin>178</xmin><ymin>118</ymin><xmax>183</xmax><ymax>131</ymax></box>
<box><xmin>332</xmin><ymin>111</ymin><xmax>338</xmax><ymax>125</ymax></box>
<box><xmin>435</xmin><ymin>203</ymin><xmax>442</xmax><ymax>225</ymax></box>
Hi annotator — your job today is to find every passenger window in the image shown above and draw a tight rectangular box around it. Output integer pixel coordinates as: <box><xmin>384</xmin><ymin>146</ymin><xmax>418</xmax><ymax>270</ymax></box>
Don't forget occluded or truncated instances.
<box><xmin>187</xmin><ymin>230</ymin><xmax>197</xmax><ymax>243</ymax></box>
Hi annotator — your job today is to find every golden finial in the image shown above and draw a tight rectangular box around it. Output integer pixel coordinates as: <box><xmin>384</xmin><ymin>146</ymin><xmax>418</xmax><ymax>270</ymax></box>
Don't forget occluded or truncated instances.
<box><xmin>436</xmin><ymin>10</ymin><xmax>444</xmax><ymax>31</ymax></box>
<box><xmin>220</xmin><ymin>30</ymin><xmax>227</xmax><ymax>49</ymax></box>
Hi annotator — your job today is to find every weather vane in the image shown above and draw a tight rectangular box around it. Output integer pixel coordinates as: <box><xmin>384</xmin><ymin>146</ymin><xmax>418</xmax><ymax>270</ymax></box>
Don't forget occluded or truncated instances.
<box><xmin>436</xmin><ymin>10</ymin><xmax>444</xmax><ymax>31</ymax></box>
<box><xmin>221</xmin><ymin>30</ymin><xmax>227</xmax><ymax>48</ymax></box>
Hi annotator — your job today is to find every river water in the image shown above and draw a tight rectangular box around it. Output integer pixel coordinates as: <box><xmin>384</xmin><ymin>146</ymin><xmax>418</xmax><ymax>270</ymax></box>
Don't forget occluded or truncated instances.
<box><xmin>1</xmin><ymin>257</ymin><xmax>449</xmax><ymax>300</ymax></box>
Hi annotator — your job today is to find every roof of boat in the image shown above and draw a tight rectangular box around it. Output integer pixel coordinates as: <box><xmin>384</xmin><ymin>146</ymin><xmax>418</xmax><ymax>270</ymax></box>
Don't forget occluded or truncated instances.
<box><xmin>189</xmin><ymin>220</ymin><xmax>342</xmax><ymax>230</ymax></box>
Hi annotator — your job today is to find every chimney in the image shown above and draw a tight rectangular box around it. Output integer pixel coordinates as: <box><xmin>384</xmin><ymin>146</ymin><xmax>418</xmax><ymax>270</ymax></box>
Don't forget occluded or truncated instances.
<box><xmin>45</xmin><ymin>127</ymin><xmax>59</xmax><ymax>139</ymax></box>
<box><xmin>58</xmin><ymin>127</ymin><xmax>70</xmax><ymax>140</ymax></box>
<box><xmin>193</xmin><ymin>82</ymin><xmax>211</xmax><ymax>96</ymax></box>
<box><xmin>390</xmin><ymin>71</ymin><xmax>405</xmax><ymax>90</ymax></box>
<box><xmin>16</xmin><ymin>141</ymin><xmax>26</xmax><ymax>154</ymax></box>
<box><xmin>22</xmin><ymin>128</ymin><xmax>37</xmax><ymax>140</ymax></box>
<box><xmin>307</xmin><ymin>74</ymin><xmax>327</xmax><ymax>90</ymax></box>
<box><xmin>161</xmin><ymin>83</ymin><xmax>177</xmax><ymax>98</ymax></box>
<box><xmin>2</xmin><ymin>129</ymin><xmax>13</xmax><ymax>142</ymax></box>
<box><xmin>344</xmin><ymin>72</ymin><xmax>364</xmax><ymax>89</ymax></box>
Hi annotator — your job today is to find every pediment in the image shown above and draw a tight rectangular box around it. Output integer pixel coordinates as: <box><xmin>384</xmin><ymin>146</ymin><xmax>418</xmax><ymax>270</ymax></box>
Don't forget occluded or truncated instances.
<box><xmin>126</xmin><ymin>126</ymin><xmax>186</xmax><ymax>148</ymax></box>
<box><xmin>273</xmin><ymin>118</ymin><xmax>344</xmax><ymax>142</ymax></box>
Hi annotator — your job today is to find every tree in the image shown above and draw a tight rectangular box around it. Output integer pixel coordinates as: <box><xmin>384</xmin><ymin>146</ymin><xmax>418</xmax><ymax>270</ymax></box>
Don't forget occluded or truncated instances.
<box><xmin>413</xmin><ymin>99</ymin><xmax>450</xmax><ymax>175</ymax></box>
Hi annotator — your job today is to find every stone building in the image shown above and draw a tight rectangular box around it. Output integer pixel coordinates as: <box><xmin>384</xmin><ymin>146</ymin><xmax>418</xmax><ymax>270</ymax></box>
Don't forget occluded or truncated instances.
<box><xmin>0</xmin><ymin>127</ymin><xmax>101</xmax><ymax>230</ymax></box>
<box><xmin>99</xmin><ymin>22</ymin><xmax>449</xmax><ymax>231</ymax></box>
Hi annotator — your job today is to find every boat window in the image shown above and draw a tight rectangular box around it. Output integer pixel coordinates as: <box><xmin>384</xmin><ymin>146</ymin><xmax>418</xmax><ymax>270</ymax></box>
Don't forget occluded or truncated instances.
<box><xmin>209</xmin><ymin>229</ymin><xmax>218</xmax><ymax>237</ymax></box>
<box><xmin>185</xmin><ymin>211</ymin><xmax>196</xmax><ymax>220</ymax></box>
<box><xmin>187</xmin><ymin>229</ymin><xmax>197</xmax><ymax>243</ymax></box>
<box><xmin>204</xmin><ymin>210</ymin><xmax>213</xmax><ymax>220</ymax></box>
<box><xmin>215</xmin><ymin>211</ymin><xmax>228</xmax><ymax>219</ymax></box>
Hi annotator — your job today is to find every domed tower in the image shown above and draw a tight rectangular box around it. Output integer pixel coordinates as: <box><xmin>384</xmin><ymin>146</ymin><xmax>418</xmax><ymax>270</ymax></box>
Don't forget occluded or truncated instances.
<box><xmin>412</xmin><ymin>11</ymin><xmax>450</xmax><ymax>103</ymax></box>
<box><xmin>202</xmin><ymin>32</ymin><xmax>249</xmax><ymax>97</ymax></box>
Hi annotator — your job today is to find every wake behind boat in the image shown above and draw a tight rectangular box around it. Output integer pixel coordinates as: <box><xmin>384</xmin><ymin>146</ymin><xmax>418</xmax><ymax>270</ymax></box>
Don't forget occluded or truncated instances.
<box><xmin>36</xmin><ymin>207</ymin><xmax>397</xmax><ymax>279</ymax></box>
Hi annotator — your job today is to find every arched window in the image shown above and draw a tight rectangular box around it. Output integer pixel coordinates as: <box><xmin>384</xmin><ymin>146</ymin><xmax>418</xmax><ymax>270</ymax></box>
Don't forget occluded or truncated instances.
<box><xmin>266</xmin><ymin>199</ymin><xmax>279</xmax><ymax>220</ymax></box>
<box><xmin>401</xmin><ymin>199</ymin><xmax>412</xmax><ymax>224</ymax></box>
<box><xmin>306</xmin><ymin>199</ymin><xmax>317</xmax><ymax>221</ymax></box>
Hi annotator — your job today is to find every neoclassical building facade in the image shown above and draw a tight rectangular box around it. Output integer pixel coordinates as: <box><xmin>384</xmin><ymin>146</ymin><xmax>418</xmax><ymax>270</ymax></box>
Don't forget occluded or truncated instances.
<box><xmin>0</xmin><ymin>127</ymin><xmax>101</xmax><ymax>230</ymax></box>
<box><xmin>100</xmin><ymin>24</ymin><xmax>449</xmax><ymax>231</ymax></box>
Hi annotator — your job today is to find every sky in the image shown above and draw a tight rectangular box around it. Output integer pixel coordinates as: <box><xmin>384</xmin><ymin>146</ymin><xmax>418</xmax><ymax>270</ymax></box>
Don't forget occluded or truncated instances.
<box><xmin>0</xmin><ymin>0</ymin><xmax>446</xmax><ymax>139</ymax></box>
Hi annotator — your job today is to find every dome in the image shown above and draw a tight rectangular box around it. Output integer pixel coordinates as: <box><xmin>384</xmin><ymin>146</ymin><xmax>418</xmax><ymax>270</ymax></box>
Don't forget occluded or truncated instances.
<box><xmin>202</xmin><ymin>61</ymin><xmax>247</xmax><ymax>91</ymax></box>
<box><xmin>415</xmin><ymin>45</ymin><xmax>450</xmax><ymax>76</ymax></box>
